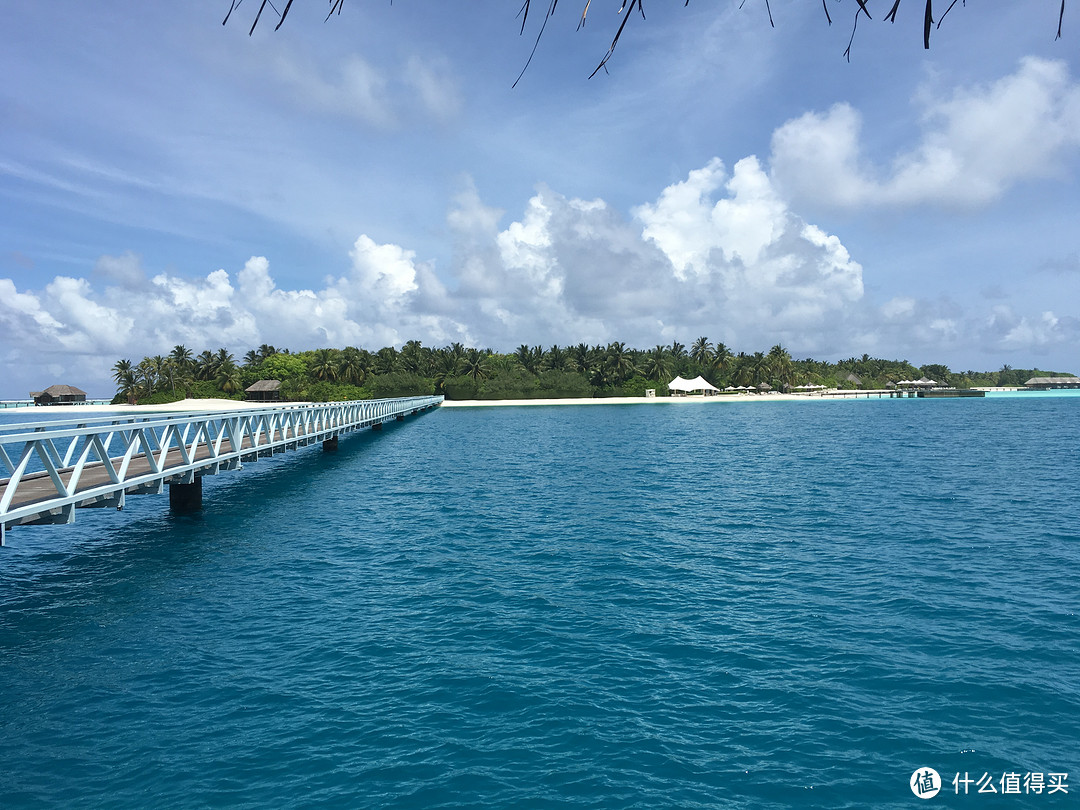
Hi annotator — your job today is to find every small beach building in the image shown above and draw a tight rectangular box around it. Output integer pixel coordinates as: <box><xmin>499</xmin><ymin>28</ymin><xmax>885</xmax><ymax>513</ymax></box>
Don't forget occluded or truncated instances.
<box><xmin>245</xmin><ymin>380</ymin><xmax>282</xmax><ymax>402</ymax></box>
<box><xmin>31</xmin><ymin>384</ymin><xmax>87</xmax><ymax>405</ymax></box>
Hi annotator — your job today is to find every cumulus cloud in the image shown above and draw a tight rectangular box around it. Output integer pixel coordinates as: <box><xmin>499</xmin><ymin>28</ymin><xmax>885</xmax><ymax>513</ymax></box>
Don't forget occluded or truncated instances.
<box><xmin>1</xmin><ymin>158</ymin><xmax>869</xmax><ymax>391</ymax></box>
<box><xmin>984</xmin><ymin>307</ymin><xmax>1075</xmax><ymax>352</ymax></box>
<box><xmin>2</xmin><ymin>151</ymin><xmax>1075</xmax><ymax>396</ymax></box>
<box><xmin>770</xmin><ymin>57</ymin><xmax>1080</xmax><ymax>208</ymax></box>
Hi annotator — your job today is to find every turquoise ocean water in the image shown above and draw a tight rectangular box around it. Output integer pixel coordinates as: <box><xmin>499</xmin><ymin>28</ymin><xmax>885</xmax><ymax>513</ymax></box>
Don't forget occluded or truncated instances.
<box><xmin>1</xmin><ymin>393</ymin><xmax>1078</xmax><ymax>807</ymax></box>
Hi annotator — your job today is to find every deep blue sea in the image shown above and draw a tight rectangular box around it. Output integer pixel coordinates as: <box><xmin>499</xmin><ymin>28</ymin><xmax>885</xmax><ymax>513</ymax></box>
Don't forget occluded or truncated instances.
<box><xmin>2</xmin><ymin>394</ymin><xmax>1078</xmax><ymax>808</ymax></box>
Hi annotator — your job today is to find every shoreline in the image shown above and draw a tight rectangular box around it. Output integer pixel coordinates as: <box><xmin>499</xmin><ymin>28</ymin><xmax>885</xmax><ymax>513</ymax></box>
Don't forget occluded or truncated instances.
<box><xmin>6</xmin><ymin>386</ymin><xmax>1059</xmax><ymax>416</ymax></box>
<box><xmin>441</xmin><ymin>393</ymin><xmax>808</xmax><ymax>407</ymax></box>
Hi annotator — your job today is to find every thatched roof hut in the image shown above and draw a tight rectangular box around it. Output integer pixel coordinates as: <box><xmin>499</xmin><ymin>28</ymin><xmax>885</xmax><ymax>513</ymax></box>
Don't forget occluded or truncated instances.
<box><xmin>31</xmin><ymin>384</ymin><xmax>87</xmax><ymax>405</ymax></box>
<box><xmin>1024</xmin><ymin>376</ymin><xmax>1080</xmax><ymax>389</ymax></box>
<box><xmin>245</xmin><ymin>379</ymin><xmax>282</xmax><ymax>401</ymax></box>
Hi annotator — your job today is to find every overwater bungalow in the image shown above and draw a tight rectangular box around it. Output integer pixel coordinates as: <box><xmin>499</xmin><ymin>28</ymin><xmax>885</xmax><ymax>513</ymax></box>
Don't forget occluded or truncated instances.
<box><xmin>1024</xmin><ymin>376</ymin><xmax>1080</xmax><ymax>390</ymax></box>
<box><xmin>30</xmin><ymin>384</ymin><xmax>87</xmax><ymax>405</ymax></box>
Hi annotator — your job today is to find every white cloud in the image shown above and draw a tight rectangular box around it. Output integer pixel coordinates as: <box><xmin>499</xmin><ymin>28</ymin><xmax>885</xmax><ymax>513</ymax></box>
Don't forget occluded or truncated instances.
<box><xmin>262</xmin><ymin>48</ymin><xmax>462</xmax><ymax>129</ymax></box>
<box><xmin>403</xmin><ymin>56</ymin><xmax>462</xmax><ymax>122</ymax></box>
<box><xmin>2</xmin><ymin>151</ymin><xmax>1076</xmax><ymax>396</ymax></box>
<box><xmin>985</xmin><ymin>306</ymin><xmax>1074</xmax><ymax>352</ymax></box>
<box><xmin>271</xmin><ymin>51</ymin><xmax>394</xmax><ymax>127</ymax></box>
<box><xmin>0</xmin><ymin>278</ymin><xmax>64</xmax><ymax>336</ymax></box>
<box><xmin>770</xmin><ymin>57</ymin><xmax>1080</xmax><ymax>209</ymax></box>
<box><xmin>349</xmin><ymin>235</ymin><xmax>420</xmax><ymax>301</ymax></box>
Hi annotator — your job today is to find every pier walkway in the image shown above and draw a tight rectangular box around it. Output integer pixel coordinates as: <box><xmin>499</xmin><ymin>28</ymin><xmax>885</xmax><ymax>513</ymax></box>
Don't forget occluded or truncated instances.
<box><xmin>0</xmin><ymin>396</ymin><xmax>442</xmax><ymax>546</ymax></box>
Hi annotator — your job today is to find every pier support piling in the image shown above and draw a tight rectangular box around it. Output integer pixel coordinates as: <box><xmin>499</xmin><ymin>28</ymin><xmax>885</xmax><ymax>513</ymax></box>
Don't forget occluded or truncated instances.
<box><xmin>169</xmin><ymin>477</ymin><xmax>203</xmax><ymax>513</ymax></box>
<box><xmin>322</xmin><ymin>436</ymin><xmax>339</xmax><ymax>451</ymax></box>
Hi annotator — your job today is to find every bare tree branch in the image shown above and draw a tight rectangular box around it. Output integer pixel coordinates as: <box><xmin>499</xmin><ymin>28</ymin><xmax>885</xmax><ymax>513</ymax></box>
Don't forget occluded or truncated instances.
<box><xmin>513</xmin><ymin>0</ymin><xmax>559</xmax><ymax>88</ymax></box>
<box><xmin>224</xmin><ymin>0</ymin><xmax>1068</xmax><ymax>80</ymax></box>
<box><xmin>588</xmin><ymin>0</ymin><xmax>645</xmax><ymax>80</ymax></box>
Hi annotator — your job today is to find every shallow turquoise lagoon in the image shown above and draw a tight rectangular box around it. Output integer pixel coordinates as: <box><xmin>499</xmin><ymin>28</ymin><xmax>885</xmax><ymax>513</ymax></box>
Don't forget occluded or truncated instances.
<box><xmin>2</xmin><ymin>395</ymin><xmax>1078</xmax><ymax>807</ymax></box>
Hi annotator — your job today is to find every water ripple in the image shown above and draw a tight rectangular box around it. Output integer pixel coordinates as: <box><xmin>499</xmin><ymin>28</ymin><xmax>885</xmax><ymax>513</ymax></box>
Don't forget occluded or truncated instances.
<box><xmin>2</xmin><ymin>398</ymin><xmax>1078</xmax><ymax>808</ymax></box>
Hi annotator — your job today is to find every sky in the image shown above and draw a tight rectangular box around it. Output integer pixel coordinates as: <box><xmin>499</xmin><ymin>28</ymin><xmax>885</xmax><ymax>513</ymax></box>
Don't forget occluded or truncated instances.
<box><xmin>2</xmin><ymin>1</ymin><xmax>1079</xmax><ymax>397</ymax></box>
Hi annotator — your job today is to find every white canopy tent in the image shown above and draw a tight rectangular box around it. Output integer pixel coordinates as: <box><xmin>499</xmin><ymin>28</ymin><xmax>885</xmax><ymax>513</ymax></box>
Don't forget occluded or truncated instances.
<box><xmin>668</xmin><ymin>375</ymin><xmax>720</xmax><ymax>395</ymax></box>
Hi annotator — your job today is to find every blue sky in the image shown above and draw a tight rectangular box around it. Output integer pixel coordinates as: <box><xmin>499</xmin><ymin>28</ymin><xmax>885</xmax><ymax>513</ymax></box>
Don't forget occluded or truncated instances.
<box><xmin>2</xmin><ymin>1</ymin><xmax>1078</xmax><ymax>397</ymax></box>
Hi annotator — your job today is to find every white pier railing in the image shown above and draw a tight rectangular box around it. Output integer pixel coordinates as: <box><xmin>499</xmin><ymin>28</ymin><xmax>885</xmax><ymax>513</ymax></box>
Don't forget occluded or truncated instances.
<box><xmin>0</xmin><ymin>396</ymin><xmax>442</xmax><ymax>545</ymax></box>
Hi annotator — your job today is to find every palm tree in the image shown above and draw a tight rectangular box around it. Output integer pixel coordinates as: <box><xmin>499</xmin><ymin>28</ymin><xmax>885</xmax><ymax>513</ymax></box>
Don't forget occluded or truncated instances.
<box><xmin>731</xmin><ymin>353</ymin><xmax>754</xmax><ymax>388</ymax></box>
<box><xmin>514</xmin><ymin>344</ymin><xmax>544</xmax><ymax>374</ymax></box>
<box><xmin>216</xmin><ymin>360</ymin><xmax>243</xmax><ymax>394</ymax></box>
<box><xmin>194</xmin><ymin>350</ymin><xmax>216</xmax><ymax>381</ymax></box>
<box><xmin>750</xmin><ymin>351</ymin><xmax>771</xmax><ymax>386</ymax></box>
<box><xmin>169</xmin><ymin>345</ymin><xmax>193</xmax><ymax>374</ymax></box>
<box><xmin>430</xmin><ymin>350</ymin><xmax>459</xmax><ymax>392</ymax></box>
<box><xmin>374</xmin><ymin>346</ymin><xmax>400</xmax><ymax>375</ymax></box>
<box><xmin>243</xmin><ymin>349</ymin><xmax>260</xmax><ymax>368</ymax></box>
<box><xmin>116</xmin><ymin>368</ymin><xmax>141</xmax><ymax>405</ymax></box>
<box><xmin>568</xmin><ymin>343</ymin><xmax>590</xmax><ymax>374</ymax></box>
<box><xmin>257</xmin><ymin>343</ymin><xmax>278</xmax><ymax>361</ymax></box>
<box><xmin>710</xmin><ymin>342</ymin><xmax>731</xmax><ymax>374</ymax></box>
<box><xmin>337</xmin><ymin>346</ymin><xmax>367</xmax><ymax>385</ymax></box>
<box><xmin>690</xmin><ymin>337</ymin><xmax>713</xmax><ymax>368</ymax></box>
<box><xmin>460</xmin><ymin>348</ymin><xmax>491</xmax><ymax>381</ymax></box>
<box><xmin>446</xmin><ymin>342</ymin><xmax>467</xmax><ymax>365</ymax></box>
<box><xmin>136</xmin><ymin>358</ymin><xmax>158</xmax><ymax>396</ymax></box>
<box><xmin>604</xmin><ymin>341</ymin><xmax>638</xmax><ymax>385</ymax></box>
<box><xmin>400</xmin><ymin>340</ymin><xmax>427</xmax><ymax>375</ymax></box>
<box><xmin>112</xmin><ymin>358</ymin><xmax>133</xmax><ymax>386</ymax></box>
<box><xmin>642</xmin><ymin>345</ymin><xmax>673</xmax><ymax>381</ymax></box>
<box><xmin>768</xmin><ymin>344</ymin><xmax>794</xmax><ymax>388</ymax></box>
<box><xmin>310</xmin><ymin>348</ymin><xmax>339</xmax><ymax>381</ymax></box>
<box><xmin>544</xmin><ymin>345</ymin><xmax>570</xmax><ymax>372</ymax></box>
<box><xmin>145</xmin><ymin>355</ymin><xmax>170</xmax><ymax>394</ymax></box>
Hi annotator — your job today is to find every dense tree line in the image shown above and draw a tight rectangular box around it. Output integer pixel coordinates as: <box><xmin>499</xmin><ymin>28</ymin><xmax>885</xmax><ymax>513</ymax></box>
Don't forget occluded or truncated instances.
<box><xmin>110</xmin><ymin>340</ymin><xmax>1072</xmax><ymax>404</ymax></box>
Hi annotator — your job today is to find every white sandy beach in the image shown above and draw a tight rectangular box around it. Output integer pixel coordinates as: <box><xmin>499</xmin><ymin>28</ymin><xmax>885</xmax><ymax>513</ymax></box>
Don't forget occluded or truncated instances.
<box><xmin>440</xmin><ymin>393</ymin><xmax>807</xmax><ymax>407</ymax></box>
<box><xmin>11</xmin><ymin>391</ymin><xmax>879</xmax><ymax>416</ymax></box>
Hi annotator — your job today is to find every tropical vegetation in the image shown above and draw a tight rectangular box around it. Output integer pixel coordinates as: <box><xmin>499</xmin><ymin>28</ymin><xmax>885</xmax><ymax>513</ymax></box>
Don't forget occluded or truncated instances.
<box><xmin>110</xmin><ymin>340</ymin><xmax>1073</xmax><ymax>405</ymax></box>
